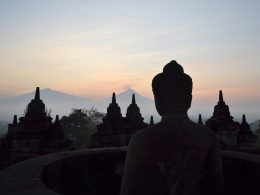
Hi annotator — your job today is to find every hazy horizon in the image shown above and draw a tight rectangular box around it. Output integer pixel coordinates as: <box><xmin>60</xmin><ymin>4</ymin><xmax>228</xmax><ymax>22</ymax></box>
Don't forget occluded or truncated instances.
<box><xmin>0</xmin><ymin>1</ymin><xmax>260</xmax><ymax>118</ymax></box>
<box><xmin>0</xmin><ymin>87</ymin><xmax>259</xmax><ymax>125</ymax></box>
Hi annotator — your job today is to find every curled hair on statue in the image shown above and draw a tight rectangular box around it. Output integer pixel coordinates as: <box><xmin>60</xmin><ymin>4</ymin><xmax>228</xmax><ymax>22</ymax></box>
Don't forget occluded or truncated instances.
<box><xmin>152</xmin><ymin>60</ymin><xmax>193</xmax><ymax>115</ymax></box>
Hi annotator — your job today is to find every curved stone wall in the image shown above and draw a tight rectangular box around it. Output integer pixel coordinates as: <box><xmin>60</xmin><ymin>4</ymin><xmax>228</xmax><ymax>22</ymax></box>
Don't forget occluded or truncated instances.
<box><xmin>221</xmin><ymin>151</ymin><xmax>260</xmax><ymax>195</ymax></box>
<box><xmin>0</xmin><ymin>148</ymin><xmax>260</xmax><ymax>195</ymax></box>
<box><xmin>0</xmin><ymin>147</ymin><xmax>127</xmax><ymax>195</ymax></box>
<box><xmin>42</xmin><ymin>147</ymin><xmax>126</xmax><ymax>195</ymax></box>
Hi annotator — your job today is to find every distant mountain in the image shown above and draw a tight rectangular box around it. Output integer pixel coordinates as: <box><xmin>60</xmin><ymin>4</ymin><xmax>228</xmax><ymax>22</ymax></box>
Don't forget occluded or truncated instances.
<box><xmin>104</xmin><ymin>88</ymin><xmax>153</xmax><ymax>104</ymax></box>
<box><xmin>0</xmin><ymin>88</ymin><xmax>159</xmax><ymax>123</ymax></box>
<box><xmin>93</xmin><ymin>88</ymin><xmax>158</xmax><ymax>123</ymax></box>
<box><xmin>1</xmin><ymin>88</ymin><xmax>89</xmax><ymax>104</ymax></box>
<box><xmin>1</xmin><ymin>87</ymin><xmax>259</xmax><ymax>125</ymax></box>
<box><xmin>0</xmin><ymin>88</ymin><xmax>92</xmax><ymax>122</ymax></box>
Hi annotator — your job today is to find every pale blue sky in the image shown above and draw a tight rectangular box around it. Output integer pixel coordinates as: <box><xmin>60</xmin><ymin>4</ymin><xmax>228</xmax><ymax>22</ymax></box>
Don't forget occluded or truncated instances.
<box><xmin>0</xmin><ymin>0</ymin><xmax>259</xmax><ymax>108</ymax></box>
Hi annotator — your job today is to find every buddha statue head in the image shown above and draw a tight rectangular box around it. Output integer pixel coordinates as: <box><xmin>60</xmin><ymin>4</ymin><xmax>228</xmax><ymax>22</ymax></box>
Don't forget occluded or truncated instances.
<box><xmin>152</xmin><ymin>60</ymin><xmax>193</xmax><ymax>116</ymax></box>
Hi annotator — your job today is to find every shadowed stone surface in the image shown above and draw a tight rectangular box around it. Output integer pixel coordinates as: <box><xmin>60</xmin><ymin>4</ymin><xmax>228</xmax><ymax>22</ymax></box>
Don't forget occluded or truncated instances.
<box><xmin>0</xmin><ymin>147</ymin><xmax>127</xmax><ymax>195</ymax></box>
<box><xmin>1</xmin><ymin>147</ymin><xmax>260</xmax><ymax>195</ymax></box>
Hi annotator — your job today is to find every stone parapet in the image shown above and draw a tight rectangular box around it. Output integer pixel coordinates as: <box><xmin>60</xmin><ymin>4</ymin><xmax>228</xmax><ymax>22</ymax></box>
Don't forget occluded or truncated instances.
<box><xmin>0</xmin><ymin>147</ymin><xmax>260</xmax><ymax>195</ymax></box>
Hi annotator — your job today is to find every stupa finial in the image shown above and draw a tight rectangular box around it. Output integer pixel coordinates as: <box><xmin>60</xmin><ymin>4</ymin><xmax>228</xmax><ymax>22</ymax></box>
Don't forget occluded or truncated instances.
<box><xmin>149</xmin><ymin>115</ymin><xmax>154</xmax><ymax>126</ymax></box>
<box><xmin>219</xmin><ymin>90</ymin><xmax>224</xmax><ymax>103</ymax></box>
<box><xmin>112</xmin><ymin>92</ymin><xmax>116</xmax><ymax>104</ymax></box>
<box><xmin>132</xmin><ymin>94</ymin><xmax>136</xmax><ymax>104</ymax></box>
<box><xmin>242</xmin><ymin>114</ymin><xmax>246</xmax><ymax>123</ymax></box>
<box><xmin>198</xmin><ymin>114</ymin><xmax>203</xmax><ymax>125</ymax></box>
<box><xmin>35</xmin><ymin>87</ymin><xmax>40</xmax><ymax>100</ymax></box>
<box><xmin>13</xmin><ymin>115</ymin><xmax>17</xmax><ymax>125</ymax></box>
<box><xmin>55</xmin><ymin>115</ymin><xmax>60</xmax><ymax>124</ymax></box>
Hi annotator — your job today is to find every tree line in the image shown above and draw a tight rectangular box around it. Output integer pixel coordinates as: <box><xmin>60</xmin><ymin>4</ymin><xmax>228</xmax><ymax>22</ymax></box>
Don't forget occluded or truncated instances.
<box><xmin>60</xmin><ymin>108</ymin><xmax>104</xmax><ymax>149</ymax></box>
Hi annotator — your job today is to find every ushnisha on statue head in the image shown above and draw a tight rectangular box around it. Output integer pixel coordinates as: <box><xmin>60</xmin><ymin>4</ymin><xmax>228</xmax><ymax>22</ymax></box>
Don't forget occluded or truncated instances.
<box><xmin>152</xmin><ymin>60</ymin><xmax>193</xmax><ymax>116</ymax></box>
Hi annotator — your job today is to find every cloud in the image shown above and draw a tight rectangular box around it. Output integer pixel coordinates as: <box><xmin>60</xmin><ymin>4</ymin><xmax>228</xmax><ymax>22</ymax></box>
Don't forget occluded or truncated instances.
<box><xmin>121</xmin><ymin>84</ymin><xmax>133</xmax><ymax>91</ymax></box>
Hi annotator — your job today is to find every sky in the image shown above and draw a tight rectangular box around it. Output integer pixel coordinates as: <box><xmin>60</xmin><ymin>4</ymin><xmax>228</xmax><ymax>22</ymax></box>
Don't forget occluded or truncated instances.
<box><xmin>0</xmin><ymin>0</ymin><xmax>260</xmax><ymax>118</ymax></box>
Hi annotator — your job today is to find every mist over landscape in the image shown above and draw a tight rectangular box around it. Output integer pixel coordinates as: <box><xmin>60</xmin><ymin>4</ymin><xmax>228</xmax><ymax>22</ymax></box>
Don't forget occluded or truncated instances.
<box><xmin>0</xmin><ymin>87</ymin><xmax>259</xmax><ymax>135</ymax></box>
<box><xmin>0</xmin><ymin>1</ymin><xmax>260</xmax><ymax>137</ymax></box>
<box><xmin>0</xmin><ymin>88</ymin><xmax>156</xmax><ymax>134</ymax></box>
<box><xmin>1</xmin><ymin>1</ymin><xmax>260</xmax><ymax>194</ymax></box>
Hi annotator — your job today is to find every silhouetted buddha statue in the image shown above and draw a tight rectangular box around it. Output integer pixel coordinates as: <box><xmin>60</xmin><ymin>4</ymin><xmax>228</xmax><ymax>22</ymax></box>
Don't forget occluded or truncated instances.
<box><xmin>121</xmin><ymin>60</ymin><xmax>223</xmax><ymax>195</ymax></box>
